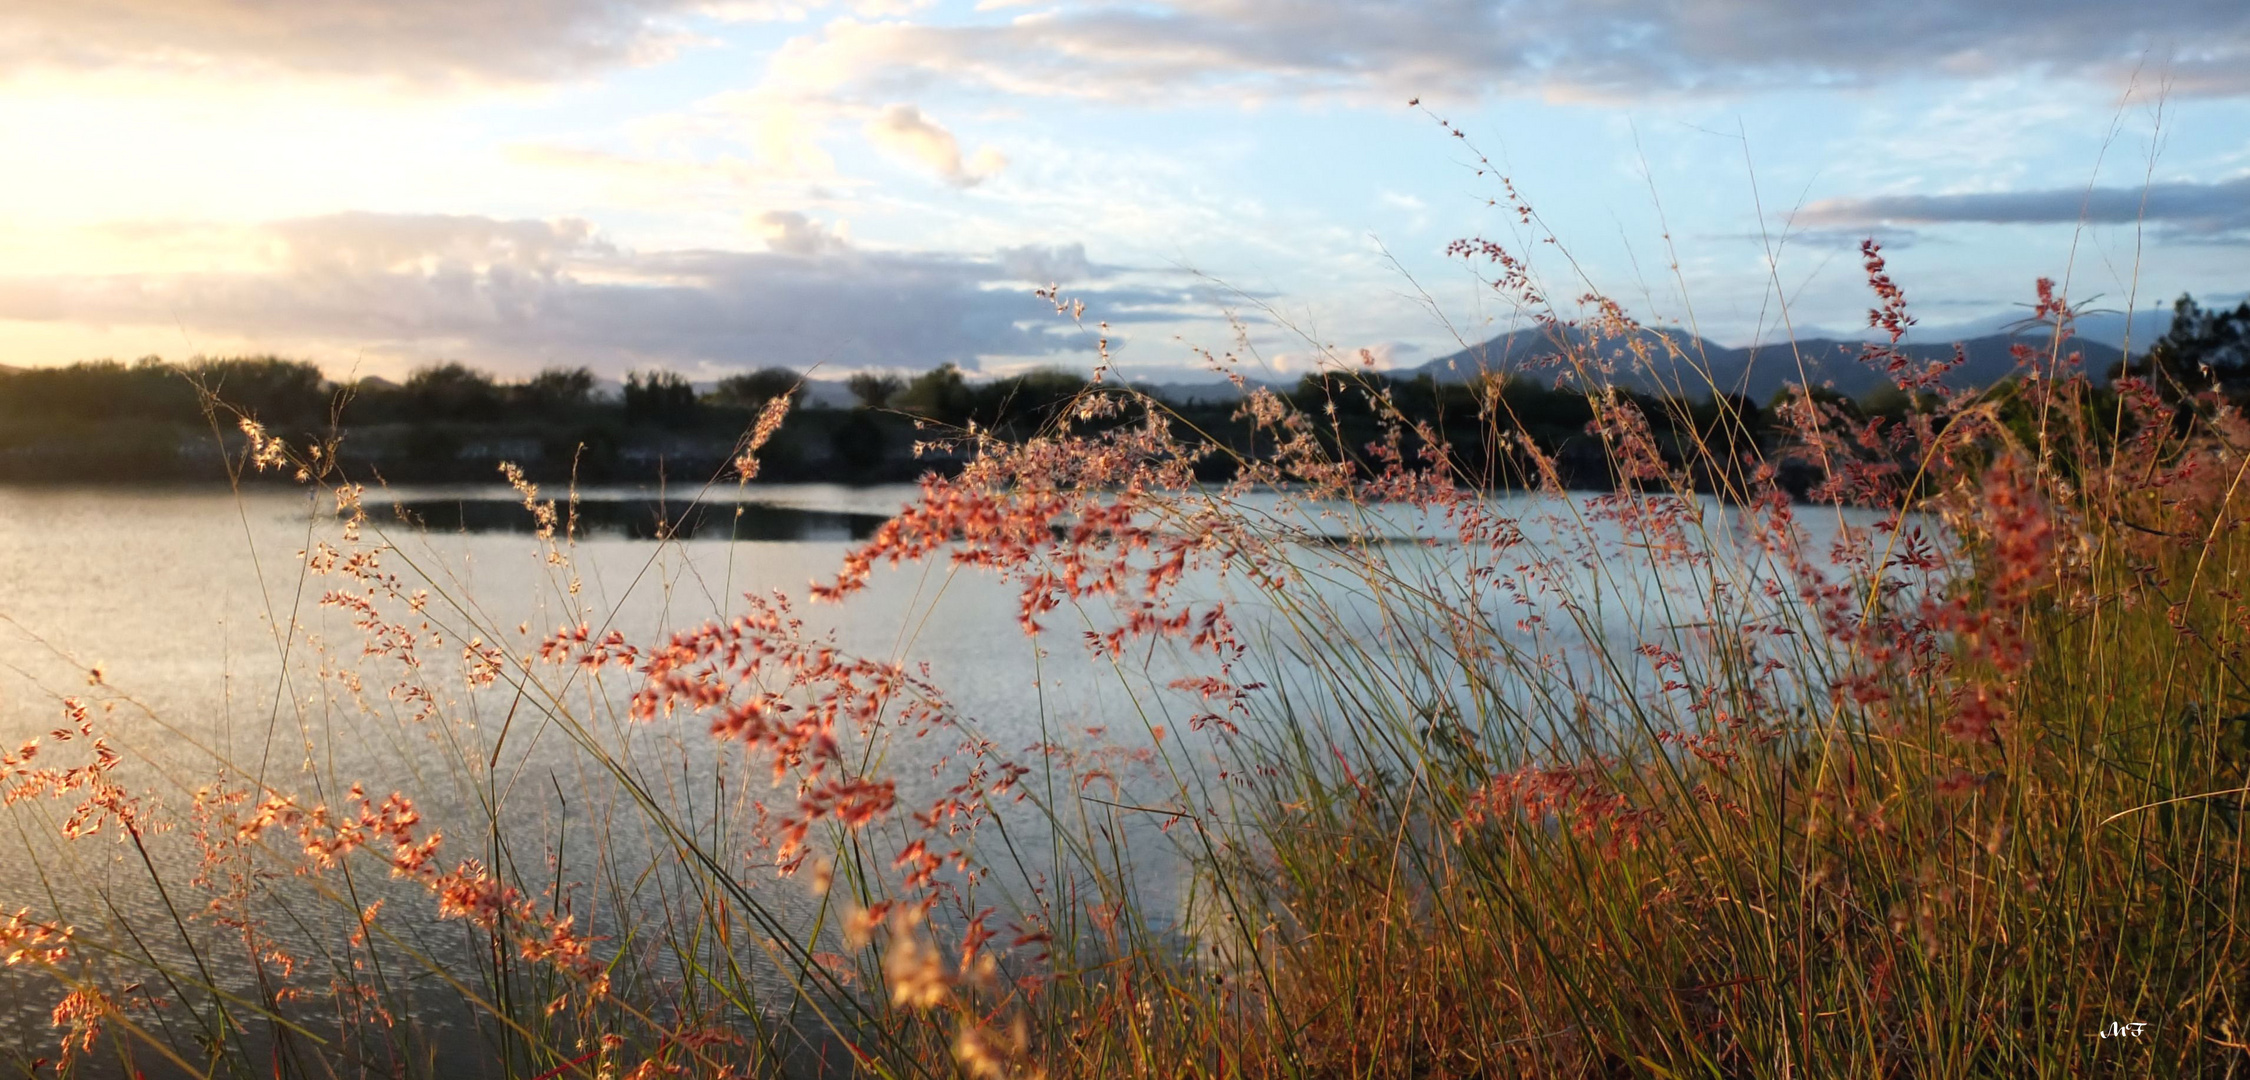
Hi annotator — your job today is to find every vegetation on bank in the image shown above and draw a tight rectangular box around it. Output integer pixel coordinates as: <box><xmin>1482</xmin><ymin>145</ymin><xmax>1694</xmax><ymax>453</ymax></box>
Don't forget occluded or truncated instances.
<box><xmin>1</xmin><ymin>200</ymin><xmax>2249</xmax><ymax>1079</ymax></box>
<box><xmin>2</xmin><ymin>288</ymin><xmax>2241</xmax><ymax>488</ymax></box>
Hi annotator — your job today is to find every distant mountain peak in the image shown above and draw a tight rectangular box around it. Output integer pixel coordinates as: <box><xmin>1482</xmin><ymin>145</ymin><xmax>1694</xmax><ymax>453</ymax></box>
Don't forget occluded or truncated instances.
<box><xmin>1418</xmin><ymin>325</ymin><xmax>2127</xmax><ymax>400</ymax></box>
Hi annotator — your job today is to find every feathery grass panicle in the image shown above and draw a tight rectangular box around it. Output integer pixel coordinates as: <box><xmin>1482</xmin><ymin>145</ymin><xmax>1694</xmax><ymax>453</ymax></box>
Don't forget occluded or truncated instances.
<box><xmin>0</xmin><ymin>188</ymin><xmax>2243</xmax><ymax>1080</ymax></box>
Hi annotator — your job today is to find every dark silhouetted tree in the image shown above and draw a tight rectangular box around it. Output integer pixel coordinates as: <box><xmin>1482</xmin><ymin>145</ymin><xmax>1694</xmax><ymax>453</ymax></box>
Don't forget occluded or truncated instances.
<box><xmin>710</xmin><ymin>368</ymin><xmax>801</xmax><ymax>411</ymax></box>
<box><xmin>186</xmin><ymin>357</ymin><xmax>328</xmax><ymax>426</ymax></box>
<box><xmin>623</xmin><ymin>370</ymin><xmax>697</xmax><ymax>425</ymax></box>
<box><xmin>515</xmin><ymin>367</ymin><xmax>597</xmax><ymax>415</ymax></box>
<box><xmin>407</xmin><ymin>362</ymin><xmax>503</xmax><ymax>422</ymax></box>
<box><xmin>847</xmin><ymin>372</ymin><xmax>904</xmax><ymax>410</ymax></box>
<box><xmin>2123</xmin><ymin>294</ymin><xmax>2250</xmax><ymax>399</ymax></box>
<box><xmin>897</xmin><ymin>364</ymin><xmax>973</xmax><ymax>426</ymax></box>
<box><xmin>971</xmin><ymin>368</ymin><xmax>1088</xmax><ymax>434</ymax></box>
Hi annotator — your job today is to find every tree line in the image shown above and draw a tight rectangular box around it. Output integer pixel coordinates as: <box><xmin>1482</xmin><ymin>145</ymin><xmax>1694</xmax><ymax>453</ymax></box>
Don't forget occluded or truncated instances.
<box><xmin>1</xmin><ymin>293</ymin><xmax>2242</xmax><ymax>487</ymax></box>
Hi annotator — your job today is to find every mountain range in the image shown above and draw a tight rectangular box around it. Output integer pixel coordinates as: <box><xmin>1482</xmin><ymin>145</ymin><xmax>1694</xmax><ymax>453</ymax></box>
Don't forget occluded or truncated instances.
<box><xmin>1414</xmin><ymin>325</ymin><xmax>2128</xmax><ymax>401</ymax></box>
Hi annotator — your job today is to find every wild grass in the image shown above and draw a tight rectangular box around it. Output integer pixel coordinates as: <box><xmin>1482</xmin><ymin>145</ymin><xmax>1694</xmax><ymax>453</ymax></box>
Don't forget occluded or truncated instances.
<box><xmin>0</xmin><ymin>193</ymin><xmax>2245</xmax><ymax>1080</ymax></box>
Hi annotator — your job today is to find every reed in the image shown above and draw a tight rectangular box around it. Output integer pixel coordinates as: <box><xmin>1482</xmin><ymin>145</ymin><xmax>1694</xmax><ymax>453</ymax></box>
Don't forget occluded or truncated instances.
<box><xmin>0</xmin><ymin>190</ymin><xmax>2244</xmax><ymax>1080</ymax></box>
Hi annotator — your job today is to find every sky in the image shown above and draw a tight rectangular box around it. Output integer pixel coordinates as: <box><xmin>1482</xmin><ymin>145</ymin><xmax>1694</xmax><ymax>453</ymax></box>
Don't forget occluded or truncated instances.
<box><xmin>0</xmin><ymin>0</ymin><xmax>2245</xmax><ymax>384</ymax></box>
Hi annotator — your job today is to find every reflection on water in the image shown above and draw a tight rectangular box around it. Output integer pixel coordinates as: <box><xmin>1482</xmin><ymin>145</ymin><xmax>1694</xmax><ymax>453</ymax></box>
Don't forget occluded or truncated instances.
<box><xmin>387</xmin><ymin>496</ymin><xmax>892</xmax><ymax>541</ymax></box>
<box><xmin>0</xmin><ymin>482</ymin><xmax>1182</xmax><ymax>1075</ymax></box>
<box><xmin>0</xmin><ymin>482</ymin><xmax>1896</xmax><ymax>1075</ymax></box>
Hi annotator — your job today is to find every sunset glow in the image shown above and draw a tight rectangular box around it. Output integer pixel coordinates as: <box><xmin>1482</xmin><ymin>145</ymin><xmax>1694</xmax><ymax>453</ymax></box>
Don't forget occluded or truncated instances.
<box><xmin>1</xmin><ymin>2</ymin><xmax>2244</xmax><ymax>380</ymax></box>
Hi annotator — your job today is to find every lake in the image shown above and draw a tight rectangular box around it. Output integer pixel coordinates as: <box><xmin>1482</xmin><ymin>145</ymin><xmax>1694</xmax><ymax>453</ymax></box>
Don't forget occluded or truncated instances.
<box><xmin>0</xmin><ymin>481</ymin><xmax>1892</xmax><ymax>1072</ymax></box>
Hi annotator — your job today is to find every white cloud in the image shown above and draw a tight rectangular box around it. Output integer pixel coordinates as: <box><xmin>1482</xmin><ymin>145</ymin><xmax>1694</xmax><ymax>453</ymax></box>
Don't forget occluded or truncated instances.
<box><xmin>266</xmin><ymin>212</ymin><xmax>611</xmax><ymax>273</ymax></box>
<box><xmin>24</xmin><ymin>0</ymin><xmax>2238</xmax><ymax>99</ymax></box>
<box><xmin>765</xmin><ymin>1</ymin><xmax>2250</xmax><ymax>106</ymax></box>
<box><xmin>996</xmin><ymin>242</ymin><xmax>1093</xmax><ymax>284</ymax></box>
<box><xmin>0</xmin><ymin>213</ymin><xmax>1200</xmax><ymax>373</ymax></box>
<box><xmin>863</xmin><ymin>104</ymin><xmax>1006</xmax><ymax>186</ymax></box>
<box><xmin>700</xmin><ymin>1</ymin><xmax>816</xmax><ymax>20</ymax></box>
<box><xmin>753</xmin><ymin>210</ymin><xmax>852</xmax><ymax>254</ymax></box>
<box><xmin>0</xmin><ymin>0</ymin><xmax>712</xmax><ymax>85</ymax></box>
<box><xmin>1800</xmin><ymin>174</ymin><xmax>2250</xmax><ymax>243</ymax></box>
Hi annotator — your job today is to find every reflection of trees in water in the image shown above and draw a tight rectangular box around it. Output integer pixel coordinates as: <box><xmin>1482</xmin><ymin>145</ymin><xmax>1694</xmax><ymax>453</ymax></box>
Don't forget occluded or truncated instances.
<box><xmin>387</xmin><ymin>497</ymin><xmax>889</xmax><ymax>541</ymax></box>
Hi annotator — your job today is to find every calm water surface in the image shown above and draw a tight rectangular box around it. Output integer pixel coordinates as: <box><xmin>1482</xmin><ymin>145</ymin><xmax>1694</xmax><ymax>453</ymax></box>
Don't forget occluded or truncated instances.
<box><xmin>0</xmin><ymin>482</ymin><xmax>1888</xmax><ymax>1072</ymax></box>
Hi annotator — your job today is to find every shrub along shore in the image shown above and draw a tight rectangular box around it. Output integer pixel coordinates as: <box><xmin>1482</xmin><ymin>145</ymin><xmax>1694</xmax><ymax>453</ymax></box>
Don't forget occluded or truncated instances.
<box><xmin>0</xmin><ymin>291</ymin><xmax>2239</xmax><ymax>491</ymax></box>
